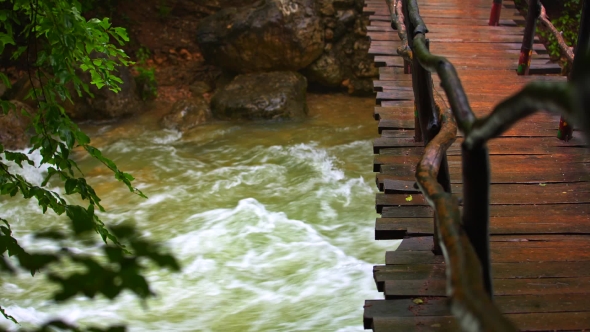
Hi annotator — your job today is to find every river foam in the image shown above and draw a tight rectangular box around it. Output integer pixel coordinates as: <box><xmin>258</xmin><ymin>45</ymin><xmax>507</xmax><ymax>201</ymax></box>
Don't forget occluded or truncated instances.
<box><xmin>0</xmin><ymin>93</ymin><xmax>398</xmax><ymax>331</ymax></box>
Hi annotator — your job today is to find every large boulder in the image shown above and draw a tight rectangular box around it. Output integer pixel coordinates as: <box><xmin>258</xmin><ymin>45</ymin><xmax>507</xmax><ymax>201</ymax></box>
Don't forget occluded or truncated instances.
<box><xmin>160</xmin><ymin>97</ymin><xmax>212</xmax><ymax>132</ymax></box>
<box><xmin>303</xmin><ymin>52</ymin><xmax>344</xmax><ymax>87</ymax></box>
<box><xmin>0</xmin><ymin>100</ymin><xmax>35</xmax><ymax>150</ymax></box>
<box><xmin>211</xmin><ymin>71</ymin><xmax>307</xmax><ymax>120</ymax></box>
<box><xmin>7</xmin><ymin>63</ymin><xmax>141</xmax><ymax>121</ymax></box>
<box><xmin>196</xmin><ymin>0</ymin><xmax>324</xmax><ymax>73</ymax></box>
<box><xmin>65</xmin><ymin>63</ymin><xmax>141</xmax><ymax>120</ymax></box>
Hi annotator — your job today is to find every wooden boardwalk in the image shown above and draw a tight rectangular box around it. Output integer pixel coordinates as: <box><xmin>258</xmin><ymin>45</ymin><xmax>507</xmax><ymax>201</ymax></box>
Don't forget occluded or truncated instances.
<box><xmin>362</xmin><ymin>0</ymin><xmax>590</xmax><ymax>330</ymax></box>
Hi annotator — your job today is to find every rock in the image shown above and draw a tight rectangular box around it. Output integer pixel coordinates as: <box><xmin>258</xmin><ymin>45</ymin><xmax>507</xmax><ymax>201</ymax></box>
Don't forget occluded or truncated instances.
<box><xmin>160</xmin><ymin>97</ymin><xmax>212</xmax><ymax>131</ymax></box>
<box><xmin>333</xmin><ymin>0</ymin><xmax>355</xmax><ymax>9</ymax></box>
<box><xmin>0</xmin><ymin>100</ymin><xmax>34</xmax><ymax>150</ymax></box>
<box><xmin>325</xmin><ymin>28</ymin><xmax>334</xmax><ymax>41</ymax></box>
<box><xmin>62</xmin><ymin>59</ymin><xmax>141</xmax><ymax>120</ymax></box>
<box><xmin>189</xmin><ymin>81</ymin><xmax>212</xmax><ymax>96</ymax></box>
<box><xmin>303</xmin><ymin>53</ymin><xmax>343</xmax><ymax>87</ymax></box>
<box><xmin>211</xmin><ymin>71</ymin><xmax>307</xmax><ymax>120</ymax></box>
<box><xmin>196</xmin><ymin>0</ymin><xmax>324</xmax><ymax>73</ymax></box>
<box><xmin>77</xmin><ymin>63</ymin><xmax>141</xmax><ymax>120</ymax></box>
<box><xmin>318</xmin><ymin>0</ymin><xmax>335</xmax><ymax>15</ymax></box>
<box><xmin>337</xmin><ymin>9</ymin><xmax>356</xmax><ymax>26</ymax></box>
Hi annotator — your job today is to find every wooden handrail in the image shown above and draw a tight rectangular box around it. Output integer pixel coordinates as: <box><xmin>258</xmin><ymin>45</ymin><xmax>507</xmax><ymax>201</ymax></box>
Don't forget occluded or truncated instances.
<box><xmin>383</xmin><ymin>0</ymin><xmax>590</xmax><ymax>330</ymax></box>
<box><xmin>519</xmin><ymin>0</ymin><xmax>577</xmax><ymax>75</ymax></box>
<box><xmin>538</xmin><ymin>6</ymin><xmax>575</xmax><ymax>64</ymax></box>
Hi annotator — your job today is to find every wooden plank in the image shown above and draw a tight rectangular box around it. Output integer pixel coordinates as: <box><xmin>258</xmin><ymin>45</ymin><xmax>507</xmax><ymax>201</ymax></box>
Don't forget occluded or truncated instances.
<box><xmin>366</xmin><ymin>294</ymin><xmax>590</xmax><ymax>319</ymax></box>
<box><xmin>374</xmin><ymin>136</ymin><xmax>587</xmax><ymax>154</ymax></box>
<box><xmin>375</xmin><ymin>261</ymin><xmax>590</xmax><ymax>286</ymax></box>
<box><xmin>385</xmin><ymin>247</ymin><xmax>590</xmax><ymax>265</ymax></box>
<box><xmin>384</xmin><ymin>277</ymin><xmax>590</xmax><ymax>299</ymax></box>
<box><xmin>376</xmin><ymin>213</ymin><xmax>590</xmax><ymax>238</ymax></box>
<box><xmin>381</xmin><ymin>203</ymin><xmax>590</xmax><ymax>219</ymax></box>
<box><xmin>396</xmin><ymin>235</ymin><xmax>590</xmax><ymax>251</ymax></box>
<box><xmin>376</xmin><ymin>182</ymin><xmax>590</xmax><ymax>212</ymax></box>
<box><xmin>372</xmin><ymin>312</ymin><xmax>590</xmax><ymax>332</ymax></box>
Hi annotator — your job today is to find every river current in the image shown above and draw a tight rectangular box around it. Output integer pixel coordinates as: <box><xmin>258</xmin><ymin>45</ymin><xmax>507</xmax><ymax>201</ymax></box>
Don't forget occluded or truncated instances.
<box><xmin>1</xmin><ymin>93</ymin><xmax>399</xmax><ymax>331</ymax></box>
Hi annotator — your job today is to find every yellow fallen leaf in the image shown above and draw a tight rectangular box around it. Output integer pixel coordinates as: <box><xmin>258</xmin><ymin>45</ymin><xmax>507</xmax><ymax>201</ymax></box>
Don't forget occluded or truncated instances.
<box><xmin>539</xmin><ymin>183</ymin><xmax>546</xmax><ymax>186</ymax></box>
<box><xmin>412</xmin><ymin>298</ymin><xmax>423</xmax><ymax>305</ymax></box>
<box><xmin>406</xmin><ymin>195</ymin><xmax>413</xmax><ymax>202</ymax></box>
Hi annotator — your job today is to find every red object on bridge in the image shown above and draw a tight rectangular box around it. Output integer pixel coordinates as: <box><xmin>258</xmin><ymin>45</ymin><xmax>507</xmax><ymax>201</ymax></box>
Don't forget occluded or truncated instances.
<box><xmin>488</xmin><ymin>1</ymin><xmax>502</xmax><ymax>26</ymax></box>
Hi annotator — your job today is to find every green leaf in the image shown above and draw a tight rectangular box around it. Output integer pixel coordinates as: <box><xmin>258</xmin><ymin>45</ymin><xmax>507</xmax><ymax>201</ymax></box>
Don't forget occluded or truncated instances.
<box><xmin>0</xmin><ymin>32</ymin><xmax>15</xmax><ymax>47</ymax></box>
<box><xmin>65</xmin><ymin>178</ymin><xmax>77</xmax><ymax>194</ymax></box>
<box><xmin>0</xmin><ymin>72</ymin><xmax>11</xmax><ymax>88</ymax></box>
<box><xmin>0</xmin><ymin>306</ymin><xmax>17</xmax><ymax>324</ymax></box>
<box><xmin>65</xmin><ymin>205</ymin><xmax>95</xmax><ymax>234</ymax></box>
<box><xmin>76</xmin><ymin>130</ymin><xmax>90</xmax><ymax>145</ymax></box>
<box><xmin>4</xmin><ymin>151</ymin><xmax>35</xmax><ymax>167</ymax></box>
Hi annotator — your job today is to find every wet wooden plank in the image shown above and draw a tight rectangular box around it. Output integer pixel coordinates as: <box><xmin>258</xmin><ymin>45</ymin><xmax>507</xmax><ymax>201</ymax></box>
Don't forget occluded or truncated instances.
<box><xmin>376</xmin><ymin>182</ymin><xmax>590</xmax><ymax>212</ymax></box>
<box><xmin>372</xmin><ymin>312</ymin><xmax>590</xmax><ymax>332</ymax></box>
<box><xmin>365</xmin><ymin>294</ymin><xmax>590</xmax><ymax>320</ymax></box>
<box><xmin>381</xmin><ymin>203</ymin><xmax>590</xmax><ymax>219</ymax></box>
<box><xmin>385</xmin><ymin>248</ymin><xmax>590</xmax><ymax>265</ymax></box>
<box><xmin>375</xmin><ymin>212</ymin><xmax>590</xmax><ymax>238</ymax></box>
<box><xmin>375</xmin><ymin>261</ymin><xmax>590</xmax><ymax>287</ymax></box>
<box><xmin>396</xmin><ymin>235</ymin><xmax>590</xmax><ymax>251</ymax></box>
<box><xmin>384</xmin><ymin>277</ymin><xmax>590</xmax><ymax>299</ymax></box>
<box><xmin>374</xmin><ymin>136</ymin><xmax>587</xmax><ymax>154</ymax></box>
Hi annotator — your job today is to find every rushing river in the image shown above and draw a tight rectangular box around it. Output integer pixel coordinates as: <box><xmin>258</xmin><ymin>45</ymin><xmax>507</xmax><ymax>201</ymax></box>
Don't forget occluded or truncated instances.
<box><xmin>1</xmin><ymin>93</ymin><xmax>398</xmax><ymax>331</ymax></box>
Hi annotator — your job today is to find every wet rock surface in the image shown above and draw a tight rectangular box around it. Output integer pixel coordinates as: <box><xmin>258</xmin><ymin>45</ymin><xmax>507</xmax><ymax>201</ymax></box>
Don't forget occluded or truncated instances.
<box><xmin>66</xmin><ymin>64</ymin><xmax>142</xmax><ymax>120</ymax></box>
<box><xmin>211</xmin><ymin>71</ymin><xmax>308</xmax><ymax>120</ymax></box>
<box><xmin>0</xmin><ymin>100</ymin><xmax>34</xmax><ymax>150</ymax></box>
<box><xmin>197</xmin><ymin>0</ymin><xmax>324</xmax><ymax>73</ymax></box>
<box><xmin>160</xmin><ymin>97</ymin><xmax>212</xmax><ymax>131</ymax></box>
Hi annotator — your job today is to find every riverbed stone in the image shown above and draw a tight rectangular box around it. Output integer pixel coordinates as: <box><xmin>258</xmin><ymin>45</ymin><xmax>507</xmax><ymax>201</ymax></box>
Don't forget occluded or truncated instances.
<box><xmin>211</xmin><ymin>71</ymin><xmax>307</xmax><ymax>120</ymax></box>
<box><xmin>0</xmin><ymin>100</ymin><xmax>34</xmax><ymax>150</ymax></box>
<box><xmin>160</xmin><ymin>97</ymin><xmax>212</xmax><ymax>131</ymax></box>
<box><xmin>196</xmin><ymin>0</ymin><xmax>324</xmax><ymax>73</ymax></box>
<box><xmin>69</xmin><ymin>63</ymin><xmax>141</xmax><ymax>120</ymax></box>
<box><xmin>303</xmin><ymin>52</ymin><xmax>343</xmax><ymax>87</ymax></box>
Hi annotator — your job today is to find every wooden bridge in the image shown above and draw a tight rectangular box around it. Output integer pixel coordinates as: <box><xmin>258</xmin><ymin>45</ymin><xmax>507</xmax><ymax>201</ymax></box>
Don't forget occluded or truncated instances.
<box><xmin>362</xmin><ymin>0</ymin><xmax>590</xmax><ymax>330</ymax></box>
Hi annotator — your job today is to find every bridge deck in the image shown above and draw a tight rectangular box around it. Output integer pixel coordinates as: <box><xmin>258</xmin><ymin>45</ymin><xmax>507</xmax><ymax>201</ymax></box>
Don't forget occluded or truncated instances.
<box><xmin>363</xmin><ymin>0</ymin><xmax>590</xmax><ymax>330</ymax></box>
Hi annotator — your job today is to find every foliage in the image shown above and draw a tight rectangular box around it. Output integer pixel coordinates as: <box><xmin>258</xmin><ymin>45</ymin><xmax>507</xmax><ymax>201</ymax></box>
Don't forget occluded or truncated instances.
<box><xmin>0</xmin><ymin>0</ymin><xmax>178</xmax><ymax>330</ymax></box>
<box><xmin>536</xmin><ymin>0</ymin><xmax>582</xmax><ymax>59</ymax></box>
<box><xmin>157</xmin><ymin>0</ymin><xmax>173</xmax><ymax>19</ymax></box>
<box><xmin>513</xmin><ymin>0</ymin><xmax>582</xmax><ymax>59</ymax></box>
<box><xmin>134</xmin><ymin>47</ymin><xmax>157</xmax><ymax>101</ymax></box>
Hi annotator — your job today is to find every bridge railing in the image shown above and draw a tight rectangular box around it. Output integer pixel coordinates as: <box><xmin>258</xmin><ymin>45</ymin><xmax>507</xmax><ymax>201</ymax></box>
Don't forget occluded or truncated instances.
<box><xmin>514</xmin><ymin>0</ymin><xmax>589</xmax><ymax>141</ymax></box>
<box><xmin>384</xmin><ymin>0</ymin><xmax>590</xmax><ymax>330</ymax></box>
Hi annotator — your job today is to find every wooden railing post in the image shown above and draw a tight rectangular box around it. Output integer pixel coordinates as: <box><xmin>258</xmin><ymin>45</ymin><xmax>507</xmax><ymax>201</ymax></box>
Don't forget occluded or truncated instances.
<box><xmin>403</xmin><ymin>0</ymin><xmax>422</xmax><ymax>144</ymax></box>
<box><xmin>402</xmin><ymin>0</ymin><xmax>451</xmax><ymax>254</ymax></box>
<box><xmin>488</xmin><ymin>0</ymin><xmax>503</xmax><ymax>26</ymax></box>
<box><xmin>518</xmin><ymin>0</ymin><xmax>541</xmax><ymax>75</ymax></box>
<box><xmin>461</xmin><ymin>145</ymin><xmax>493</xmax><ymax>297</ymax></box>
<box><xmin>558</xmin><ymin>0</ymin><xmax>589</xmax><ymax>141</ymax></box>
<box><xmin>571</xmin><ymin>0</ymin><xmax>590</xmax><ymax>82</ymax></box>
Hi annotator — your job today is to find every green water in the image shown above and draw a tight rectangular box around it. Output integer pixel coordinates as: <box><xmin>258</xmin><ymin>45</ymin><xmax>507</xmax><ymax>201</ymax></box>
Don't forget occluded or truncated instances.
<box><xmin>0</xmin><ymin>93</ymin><xmax>397</xmax><ymax>331</ymax></box>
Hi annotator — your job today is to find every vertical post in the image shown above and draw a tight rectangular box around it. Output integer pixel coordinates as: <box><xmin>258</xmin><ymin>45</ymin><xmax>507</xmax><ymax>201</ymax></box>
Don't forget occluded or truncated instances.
<box><xmin>413</xmin><ymin>102</ymin><xmax>422</xmax><ymax>142</ymax></box>
<box><xmin>401</xmin><ymin>0</ymin><xmax>451</xmax><ymax>252</ymax></box>
<box><xmin>404</xmin><ymin>60</ymin><xmax>412</xmax><ymax>74</ymax></box>
<box><xmin>488</xmin><ymin>0</ymin><xmax>503</xmax><ymax>26</ymax></box>
<box><xmin>518</xmin><ymin>0</ymin><xmax>541</xmax><ymax>75</ymax></box>
<box><xmin>403</xmin><ymin>0</ymin><xmax>422</xmax><ymax>143</ymax></box>
<box><xmin>571</xmin><ymin>0</ymin><xmax>590</xmax><ymax>82</ymax></box>
<box><xmin>557</xmin><ymin>0</ymin><xmax>589</xmax><ymax>140</ymax></box>
<box><xmin>461</xmin><ymin>145</ymin><xmax>493</xmax><ymax>297</ymax></box>
<box><xmin>557</xmin><ymin>117</ymin><xmax>573</xmax><ymax>141</ymax></box>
